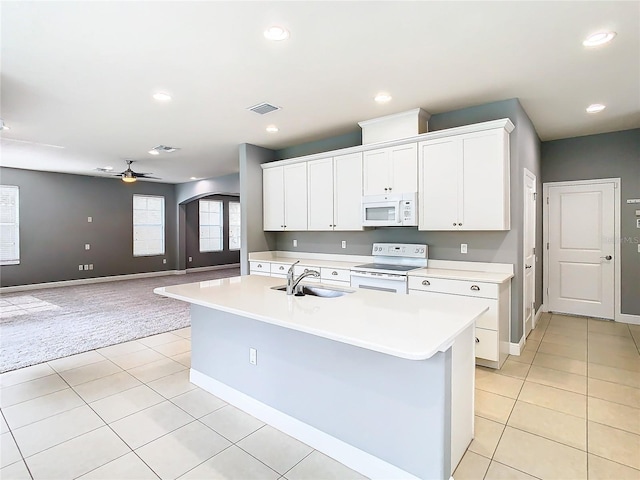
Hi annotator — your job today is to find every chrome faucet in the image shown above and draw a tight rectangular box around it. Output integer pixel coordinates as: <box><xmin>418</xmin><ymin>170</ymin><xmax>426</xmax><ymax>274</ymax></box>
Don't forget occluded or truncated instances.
<box><xmin>286</xmin><ymin>260</ymin><xmax>320</xmax><ymax>295</ymax></box>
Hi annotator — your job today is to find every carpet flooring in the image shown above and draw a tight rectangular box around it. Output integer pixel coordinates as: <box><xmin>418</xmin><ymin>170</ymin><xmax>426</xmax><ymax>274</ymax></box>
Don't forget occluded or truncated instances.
<box><xmin>0</xmin><ymin>268</ymin><xmax>240</xmax><ymax>373</ymax></box>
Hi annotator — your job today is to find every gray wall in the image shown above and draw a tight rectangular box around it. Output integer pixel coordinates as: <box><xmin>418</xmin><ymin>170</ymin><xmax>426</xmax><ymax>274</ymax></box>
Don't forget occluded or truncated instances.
<box><xmin>185</xmin><ymin>194</ymin><xmax>240</xmax><ymax>269</ymax></box>
<box><xmin>239</xmin><ymin>144</ymin><xmax>277</xmax><ymax>275</ymax></box>
<box><xmin>0</xmin><ymin>167</ymin><xmax>177</xmax><ymax>287</ymax></box>
<box><xmin>542</xmin><ymin>129</ymin><xmax>640</xmax><ymax>315</ymax></box>
<box><xmin>263</xmin><ymin>99</ymin><xmax>542</xmax><ymax>344</ymax></box>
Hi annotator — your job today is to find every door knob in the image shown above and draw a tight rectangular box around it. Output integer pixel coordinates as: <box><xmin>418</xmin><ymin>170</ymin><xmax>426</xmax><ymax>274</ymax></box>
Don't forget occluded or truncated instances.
<box><xmin>600</xmin><ymin>255</ymin><xmax>613</xmax><ymax>260</ymax></box>
<box><xmin>525</xmin><ymin>265</ymin><xmax>532</xmax><ymax>269</ymax></box>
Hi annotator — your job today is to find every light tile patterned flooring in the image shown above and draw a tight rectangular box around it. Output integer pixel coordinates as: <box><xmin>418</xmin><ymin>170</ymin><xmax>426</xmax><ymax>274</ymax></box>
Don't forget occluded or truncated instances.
<box><xmin>1</xmin><ymin>313</ymin><xmax>639</xmax><ymax>479</ymax></box>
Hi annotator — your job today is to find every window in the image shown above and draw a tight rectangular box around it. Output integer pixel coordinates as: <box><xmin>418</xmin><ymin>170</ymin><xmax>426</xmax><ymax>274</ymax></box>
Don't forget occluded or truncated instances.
<box><xmin>229</xmin><ymin>201</ymin><xmax>241</xmax><ymax>250</ymax></box>
<box><xmin>133</xmin><ymin>195</ymin><xmax>165</xmax><ymax>256</ymax></box>
<box><xmin>0</xmin><ymin>185</ymin><xmax>19</xmax><ymax>265</ymax></box>
<box><xmin>199</xmin><ymin>200</ymin><xmax>223</xmax><ymax>252</ymax></box>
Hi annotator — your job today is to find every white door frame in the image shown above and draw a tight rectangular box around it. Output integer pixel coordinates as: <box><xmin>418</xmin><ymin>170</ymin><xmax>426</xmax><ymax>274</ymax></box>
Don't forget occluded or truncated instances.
<box><xmin>543</xmin><ymin>178</ymin><xmax>630</xmax><ymax>323</ymax></box>
<box><xmin>523</xmin><ymin>168</ymin><xmax>536</xmax><ymax>338</ymax></box>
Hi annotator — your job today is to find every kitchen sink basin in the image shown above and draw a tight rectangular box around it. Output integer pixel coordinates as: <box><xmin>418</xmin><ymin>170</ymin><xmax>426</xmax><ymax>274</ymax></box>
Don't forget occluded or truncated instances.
<box><xmin>271</xmin><ymin>284</ymin><xmax>353</xmax><ymax>298</ymax></box>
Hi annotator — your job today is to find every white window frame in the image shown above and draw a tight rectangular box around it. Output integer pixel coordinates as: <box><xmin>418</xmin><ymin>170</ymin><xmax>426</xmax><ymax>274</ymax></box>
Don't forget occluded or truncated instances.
<box><xmin>133</xmin><ymin>194</ymin><xmax>165</xmax><ymax>257</ymax></box>
<box><xmin>0</xmin><ymin>185</ymin><xmax>20</xmax><ymax>265</ymax></box>
<box><xmin>199</xmin><ymin>200</ymin><xmax>223</xmax><ymax>253</ymax></box>
<box><xmin>228</xmin><ymin>201</ymin><xmax>241</xmax><ymax>251</ymax></box>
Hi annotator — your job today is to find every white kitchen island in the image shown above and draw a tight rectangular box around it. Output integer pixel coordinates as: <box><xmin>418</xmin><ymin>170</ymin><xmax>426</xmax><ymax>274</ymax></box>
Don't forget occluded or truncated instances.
<box><xmin>154</xmin><ymin>275</ymin><xmax>487</xmax><ymax>480</ymax></box>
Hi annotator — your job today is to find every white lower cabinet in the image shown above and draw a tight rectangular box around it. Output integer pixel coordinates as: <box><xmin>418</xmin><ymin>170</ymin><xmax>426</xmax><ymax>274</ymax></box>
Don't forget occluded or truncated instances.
<box><xmin>320</xmin><ymin>267</ymin><xmax>351</xmax><ymax>287</ymax></box>
<box><xmin>408</xmin><ymin>275</ymin><xmax>510</xmax><ymax>369</ymax></box>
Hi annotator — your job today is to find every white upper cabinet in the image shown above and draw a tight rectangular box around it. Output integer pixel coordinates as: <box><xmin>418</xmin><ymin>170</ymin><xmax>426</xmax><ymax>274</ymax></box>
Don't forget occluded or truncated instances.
<box><xmin>419</xmin><ymin>127</ymin><xmax>511</xmax><ymax>231</ymax></box>
<box><xmin>263</xmin><ymin>163</ymin><xmax>308</xmax><ymax>231</ymax></box>
<box><xmin>307</xmin><ymin>157</ymin><xmax>334</xmax><ymax>230</ymax></box>
<box><xmin>333</xmin><ymin>152</ymin><xmax>363</xmax><ymax>230</ymax></box>
<box><xmin>363</xmin><ymin>143</ymin><xmax>418</xmax><ymax>195</ymax></box>
<box><xmin>307</xmin><ymin>152</ymin><xmax>363</xmax><ymax>231</ymax></box>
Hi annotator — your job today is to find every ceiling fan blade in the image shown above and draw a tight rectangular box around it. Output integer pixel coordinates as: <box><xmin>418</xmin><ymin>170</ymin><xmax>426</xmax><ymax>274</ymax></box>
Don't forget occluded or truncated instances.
<box><xmin>137</xmin><ymin>175</ymin><xmax>161</xmax><ymax>179</ymax></box>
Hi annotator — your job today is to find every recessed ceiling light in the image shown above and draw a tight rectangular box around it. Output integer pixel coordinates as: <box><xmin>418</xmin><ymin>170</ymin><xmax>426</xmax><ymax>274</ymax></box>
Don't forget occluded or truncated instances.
<box><xmin>264</xmin><ymin>26</ymin><xmax>290</xmax><ymax>41</ymax></box>
<box><xmin>1</xmin><ymin>124</ymin><xmax>10</xmax><ymax>131</ymax></box>
<box><xmin>582</xmin><ymin>32</ymin><xmax>616</xmax><ymax>47</ymax></box>
<box><xmin>152</xmin><ymin>92</ymin><xmax>172</xmax><ymax>101</ymax></box>
<box><xmin>266</xmin><ymin>125</ymin><xmax>279</xmax><ymax>133</ymax></box>
<box><xmin>374</xmin><ymin>93</ymin><xmax>392</xmax><ymax>103</ymax></box>
<box><xmin>148</xmin><ymin>149</ymin><xmax>160</xmax><ymax>155</ymax></box>
<box><xmin>586</xmin><ymin>103</ymin><xmax>606</xmax><ymax>113</ymax></box>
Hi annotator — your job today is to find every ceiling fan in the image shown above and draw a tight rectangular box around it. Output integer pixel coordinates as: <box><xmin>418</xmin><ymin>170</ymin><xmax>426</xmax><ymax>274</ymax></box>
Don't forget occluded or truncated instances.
<box><xmin>96</xmin><ymin>160</ymin><xmax>160</xmax><ymax>183</ymax></box>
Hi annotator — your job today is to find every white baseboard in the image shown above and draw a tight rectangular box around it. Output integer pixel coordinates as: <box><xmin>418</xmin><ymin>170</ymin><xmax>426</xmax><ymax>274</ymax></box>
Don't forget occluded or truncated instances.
<box><xmin>190</xmin><ymin>369</ymin><xmax>419</xmax><ymax>480</ymax></box>
<box><xmin>616</xmin><ymin>313</ymin><xmax>640</xmax><ymax>325</ymax></box>
<box><xmin>533</xmin><ymin>307</ymin><xmax>544</xmax><ymax>329</ymax></box>
<box><xmin>509</xmin><ymin>336</ymin><xmax>525</xmax><ymax>356</ymax></box>
<box><xmin>186</xmin><ymin>263</ymin><xmax>240</xmax><ymax>273</ymax></box>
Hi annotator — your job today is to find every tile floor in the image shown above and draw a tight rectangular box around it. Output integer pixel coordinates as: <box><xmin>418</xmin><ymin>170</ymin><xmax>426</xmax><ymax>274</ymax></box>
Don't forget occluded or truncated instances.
<box><xmin>1</xmin><ymin>314</ymin><xmax>639</xmax><ymax>479</ymax></box>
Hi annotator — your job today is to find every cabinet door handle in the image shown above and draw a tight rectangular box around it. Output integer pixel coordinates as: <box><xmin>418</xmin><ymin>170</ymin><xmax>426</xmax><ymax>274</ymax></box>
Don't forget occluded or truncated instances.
<box><xmin>279</xmin><ymin>266</ymin><xmax>284</xmax><ymax>270</ymax></box>
<box><xmin>453</xmin><ymin>222</ymin><xmax>457</xmax><ymax>226</ymax></box>
<box><xmin>475</xmin><ymin>337</ymin><xmax>480</xmax><ymax>343</ymax></box>
<box><xmin>331</xmin><ymin>271</ymin><xmax>338</xmax><ymax>275</ymax></box>
<box><xmin>257</xmin><ymin>264</ymin><xmax>262</xmax><ymax>268</ymax></box>
<box><xmin>525</xmin><ymin>265</ymin><xmax>532</xmax><ymax>269</ymax></box>
<box><xmin>600</xmin><ymin>255</ymin><xmax>612</xmax><ymax>260</ymax></box>
<box><xmin>384</xmin><ymin>187</ymin><xmax>388</xmax><ymax>191</ymax></box>
<box><xmin>422</xmin><ymin>280</ymin><xmax>430</xmax><ymax>286</ymax></box>
<box><xmin>470</xmin><ymin>285</ymin><xmax>480</xmax><ymax>291</ymax></box>
<box><xmin>388</xmin><ymin>187</ymin><xmax>392</xmax><ymax>191</ymax></box>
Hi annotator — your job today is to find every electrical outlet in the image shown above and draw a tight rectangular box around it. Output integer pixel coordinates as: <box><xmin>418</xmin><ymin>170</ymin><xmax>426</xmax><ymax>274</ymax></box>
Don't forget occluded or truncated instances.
<box><xmin>163</xmin><ymin>259</ymin><xmax>167</xmax><ymax>264</ymax></box>
<box><xmin>188</xmin><ymin>257</ymin><xmax>192</xmax><ymax>262</ymax></box>
<box><xmin>85</xmin><ymin>244</ymin><xmax>90</xmax><ymax>250</ymax></box>
<box><xmin>87</xmin><ymin>216</ymin><xmax>92</xmax><ymax>223</ymax></box>
<box><xmin>78</xmin><ymin>265</ymin><xmax>83</xmax><ymax>271</ymax></box>
<box><xmin>293</xmin><ymin>239</ymin><xmax>298</xmax><ymax>247</ymax></box>
<box><xmin>249</xmin><ymin>348</ymin><xmax>257</xmax><ymax>365</ymax></box>
<box><xmin>461</xmin><ymin>243</ymin><xmax>468</xmax><ymax>254</ymax></box>
<box><xmin>89</xmin><ymin>264</ymin><xmax>93</xmax><ymax>270</ymax></box>
<box><xmin>341</xmin><ymin>240</ymin><xmax>347</xmax><ymax>249</ymax></box>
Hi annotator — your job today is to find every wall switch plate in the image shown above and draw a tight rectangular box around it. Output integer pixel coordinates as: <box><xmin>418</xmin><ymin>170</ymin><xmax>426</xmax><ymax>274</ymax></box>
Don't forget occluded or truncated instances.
<box><xmin>85</xmin><ymin>244</ymin><xmax>90</xmax><ymax>250</ymax></box>
<box><xmin>461</xmin><ymin>243</ymin><xmax>468</xmax><ymax>254</ymax></box>
<box><xmin>78</xmin><ymin>265</ymin><xmax>83</xmax><ymax>271</ymax></box>
<box><xmin>636</xmin><ymin>210</ymin><xmax>640</xmax><ymax>216</ymax></box>
<box><xmin>163</xmin><ymin>259</ymin><xmax>167</xmax><ymax>264</ymax></box>
<box><xmin>293</xmin><ymin>239</ymin><xmax>297</xmax><ymax>247</ymax></box>
<box><xmin>83</xmin><ymin>264</ymin><xmax>89</xmax><ymax>270</ymax></box>
<box><xmin>89</xmin><ymin>264</ymin><xmax>93</xmax><ymax>270</ymax></box>
<box><xmin>87</xmin><ymin>216</ymin><xmax>92</xmax><ymax>223</ymax></box>
<box><xmin>188</xmin><ymin>257</ymin><xmax>193</xmax><ymax>262</ymax></box>
<box><xmin>249</xmin><ymin>348</ymin><xmax>257</xmax><ymax>365</ymax></box>
<box><xmin>341</xmin><ymin>240</ymin><xmax>347</xmax><ymax>249</ymax></box>
<box><xmin>637</xmin><ymin>219</ymin><xmax>640</xmax><ymax>228</ymax></box>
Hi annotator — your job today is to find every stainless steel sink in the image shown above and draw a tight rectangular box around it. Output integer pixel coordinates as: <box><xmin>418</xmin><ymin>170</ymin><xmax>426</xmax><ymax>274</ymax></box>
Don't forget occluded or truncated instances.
<box><xmin>271</xmin><ymin>284</ymin><xmax>353</xmax><ymax>298</ymax></box>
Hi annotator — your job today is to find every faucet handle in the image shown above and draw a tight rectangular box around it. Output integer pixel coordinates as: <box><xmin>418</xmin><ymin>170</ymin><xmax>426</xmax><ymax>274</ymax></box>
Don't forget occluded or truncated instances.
<box><xmin>287</xmin><ymin>260</ymin><xmax>300</xmax><ymax>277</ymax></box>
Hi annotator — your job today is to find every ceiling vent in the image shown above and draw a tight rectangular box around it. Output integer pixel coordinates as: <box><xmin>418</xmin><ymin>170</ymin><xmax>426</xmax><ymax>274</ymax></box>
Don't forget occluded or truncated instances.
<box><xmin>247</xmin><ymin>102</ymin><xmax>281</xmax><ymax>115</ymax></box>
<box><xmin>151</xmin><ymin>145</ymin><xmax>180</xmax><ymax>153</ymax></box>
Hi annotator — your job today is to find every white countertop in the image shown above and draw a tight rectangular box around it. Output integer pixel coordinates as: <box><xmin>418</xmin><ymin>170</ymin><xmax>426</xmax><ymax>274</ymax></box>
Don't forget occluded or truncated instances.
<box><xmin>154</xmin><ymin>275</ymin><xmax>487</xmax><ymax>361</ymax></box>
<box><xmin>409</xmin><ymin>267</ymin><xmax>514</xmax><ymax>284</ymax></box>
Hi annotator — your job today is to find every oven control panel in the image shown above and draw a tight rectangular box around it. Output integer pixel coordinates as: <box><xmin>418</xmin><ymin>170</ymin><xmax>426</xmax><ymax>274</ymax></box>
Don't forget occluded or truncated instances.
<box><xmin>371</xmin><ymin>243</ymin><xmax>428</xmax><ymax>259</ymax></box>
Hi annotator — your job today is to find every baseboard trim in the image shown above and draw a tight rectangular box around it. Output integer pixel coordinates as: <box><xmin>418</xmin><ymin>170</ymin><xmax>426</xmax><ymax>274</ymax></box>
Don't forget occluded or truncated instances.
<box><xmin>190</xmin><ymin>369</ymin><xmax>419</xmax><ymax>480</ymax></box>
<box><xmin>509</xmin><ymin>336</ymin><xmax>525</xmax><ymax>356</ymax></box>
<box><xmin>186</xmin><ymin>263</ymin><xmax>240</xmax><ymax>273</ymax></box>
<box><xmin>533</xmin><ymin>307</ymin><xmax>543</xmax><ymax>329</ymax></box>
<box><xmin>616</xmin><ymin>313</ymin><xmax>640</xmax><ymax>325</ymax></box>
<box><xmin>0</xmin><ymin>264</ymin><xmax>242</xmax><ymax>293</ymax></box>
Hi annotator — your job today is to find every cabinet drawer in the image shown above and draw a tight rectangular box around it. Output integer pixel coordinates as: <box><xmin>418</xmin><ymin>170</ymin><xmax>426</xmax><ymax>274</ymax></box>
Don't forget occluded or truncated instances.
<box><xmin>321</xmin><ymin>279</ymin><xmax>351</xmax><ymax>288</ymax></box>
<box><xmin>320</xmin><ymin>267</ymin><xmax>351</xmax><ymax>283</ymax></box>
<box><xmin>270</xmin><ymin>263</ymin><xmax>292</xmax><ymax>275</ymax></box>
<box><xmin>408</xmin><ymin>290</ymin><xmax>498</xmax><ymax>330</ymax></box>
<box><xmin>408</xmin><ymin>276</ymin><xmax>498</xmax><ymax>299</ymax></box>
<box><xmin>249</xmin><ymin>261</ymin><xmax>270</xmax><ymax>273</ymax></box>
<box><xmin>475</xmin><ymin>328</ymin><xmax>499</xmax><ymax>361</ymax></box>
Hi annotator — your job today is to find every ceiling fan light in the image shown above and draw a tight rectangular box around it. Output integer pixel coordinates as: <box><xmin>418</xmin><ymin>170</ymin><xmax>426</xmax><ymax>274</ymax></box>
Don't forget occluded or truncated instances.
<box><xmin>148</xmin><ymin>149</ymin><xmax>160</xmax><ymax>155</ymax></box>
<box><xmin>122</xmin><ymin>175</ymin><xmax>137</xmax><ymax>183</ymax></box>
<box><xmin>264</xmin><ymin>26</ymin><xmax>290</xmax><ymax>41</ymax></box>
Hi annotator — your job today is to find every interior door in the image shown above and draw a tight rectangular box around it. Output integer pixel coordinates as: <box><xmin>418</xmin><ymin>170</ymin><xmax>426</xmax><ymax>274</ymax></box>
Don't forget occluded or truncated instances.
<box><xmin>547</xmin><ymin>182</ymin><xmax>615</xmax><ymax>319</ymax></box>
<box><xmin>523</xmin><ymin>170</ymin><xmax>536</xmax><ymax>337</ymax></box>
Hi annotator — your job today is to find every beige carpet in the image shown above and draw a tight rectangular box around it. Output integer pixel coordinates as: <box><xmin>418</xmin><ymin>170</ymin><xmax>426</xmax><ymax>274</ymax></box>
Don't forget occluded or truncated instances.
<box><xmin>0</xmin><ymin>268</ymin><xmax>239</xmax><ymax>372</ymax></box>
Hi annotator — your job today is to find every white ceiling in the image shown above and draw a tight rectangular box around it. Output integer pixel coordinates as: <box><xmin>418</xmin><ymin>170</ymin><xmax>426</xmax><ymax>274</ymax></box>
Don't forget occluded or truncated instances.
<box><xmin>1</xmin><ymin>1</ymin><xmax>638</xmax><ymax>184</ymax></box>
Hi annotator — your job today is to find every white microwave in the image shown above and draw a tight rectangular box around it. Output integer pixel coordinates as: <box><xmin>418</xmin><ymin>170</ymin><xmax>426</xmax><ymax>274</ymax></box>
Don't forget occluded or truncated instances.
<box><xmin>362</xmin><ymin>193</ymin><xmax>417</xmax><ymax>227</ymax></box>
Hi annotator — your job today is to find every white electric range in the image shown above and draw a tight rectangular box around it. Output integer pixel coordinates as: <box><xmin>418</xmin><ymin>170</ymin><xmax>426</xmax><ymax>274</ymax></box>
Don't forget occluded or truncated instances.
<box><xmin>350</xmin><ymin>243</ymin><xmax>428</xmax><ymax>294</ymax></box>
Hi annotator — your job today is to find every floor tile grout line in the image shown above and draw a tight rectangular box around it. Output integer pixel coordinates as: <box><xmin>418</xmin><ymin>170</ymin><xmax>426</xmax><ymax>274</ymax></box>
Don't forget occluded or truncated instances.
<box><xmin>1</xmin><ymin>409</ymin><xmax>35</xmax><ymax>480</ymax></box>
